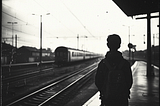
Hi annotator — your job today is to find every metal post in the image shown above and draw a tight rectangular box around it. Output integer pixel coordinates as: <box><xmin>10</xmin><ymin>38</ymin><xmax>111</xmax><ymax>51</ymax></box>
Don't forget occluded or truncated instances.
<box><xmin>32</xmin><ymin>13</ymin><xmax>50</xmax><ymax>70</ymax></box>
<box><xmin>15</xmin><ymin>35</ymin><xmax>17</xmax><ymax>48</ymax></box>
<box><xmin>146</xmin><ymin>13</ymin><xmax>152</xmax><ymax>77</ymax></box>
<box><xmin>153</xmin><ymin>34</ymin><xmax>155</xmax><ymax>63</ymax></box>
<box><xmin>7</xmin><ymin>22</ymin><xmax>17</xmax><ymax>46</ymax></box>
<box><xmin>12</xmin><ymin>24</ymin><xmax>14</xmax><ymax>46</ymax></box>
<box><xmin>77</xmin><ymin>34</ymin><xmax>79</xmax><ymax>49</ymax></box>
<box><xmin>128</xmin><ymin>26</ymin><xmax>131</xmax><ymax>62</ymax></box>
<box><xmin>7</xmin><ymin>22</ymin><xmax>17</xmax><ymax>72</ymax></box>
<box><xmin>128</xmin><ymin>26</ymin><xmax>130</xmax><ymax>43</ymax></box>
<box><xmin>143</xmin><ymin>34</ymin><xmax>146</xmax><ymax>44</ymax></box>
<box><xmin>15</xmin><ymin>34</ymin><xmax>17</xmax><ymax>63</ymax></box>
<box><xmin>153</xmin><ymin>34</ymin><xmax>155</xmax><ymax>46</ymax></box>
<box><xmin>40</xmin><ymin>15</ymin><xmax>42</xmax><ymax>67</ymax></box>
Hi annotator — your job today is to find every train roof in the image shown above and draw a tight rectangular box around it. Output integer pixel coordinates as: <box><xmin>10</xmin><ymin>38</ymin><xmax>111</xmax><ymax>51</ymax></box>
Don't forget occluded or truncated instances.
<box><xmin>55</xmin><ymin>46</ymin><xmax>84</xmax><ymax>51</ymax></box>
<box><xmin>55</xmin><ymin>46</ymin><xmax>94</xmax><ymax>53</ymax></box>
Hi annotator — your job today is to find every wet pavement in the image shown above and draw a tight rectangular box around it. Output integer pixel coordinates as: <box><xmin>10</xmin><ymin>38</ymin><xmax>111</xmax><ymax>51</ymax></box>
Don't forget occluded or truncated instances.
<box><xmin>83</xmin><ymin>61</ymin><xmax>159</xmax><ymax>106</ymax></box>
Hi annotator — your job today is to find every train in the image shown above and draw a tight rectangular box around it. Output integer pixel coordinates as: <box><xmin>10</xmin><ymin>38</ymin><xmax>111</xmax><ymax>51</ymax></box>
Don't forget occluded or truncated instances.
<box><xmin>54</xmin><ymin>46</ymin><xmax>101</xmax><ymax>66</ymax></box>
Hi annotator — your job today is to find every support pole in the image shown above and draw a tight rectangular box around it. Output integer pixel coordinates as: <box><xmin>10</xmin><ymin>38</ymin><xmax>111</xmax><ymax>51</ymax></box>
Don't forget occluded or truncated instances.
<box><xmin>15</xmin><ymin>34</ymin><xmax>17</xmax><ymax>48</ymax></box>
<box><xmin>12</xmin><ymin>24</ymin><xmax>14</xmax><ymax>46</ymax></box>
<box><xmin>40</xmin><ymin>15</ymin><xmax>42</xmax><ymax>66</ymax></box>
<box><xmin>146</xmin><ymin>13</ymin><xmax>152</xmax><ymax>77</ymax></box>
<box><xmin>129</xmin><ymin>48</ymin><xmax>131</xmax><ymax>62</ymax></box>
<box><xmin>77</xmin><ymin>34</ymin><xmax>79</xmax><ymax>49</ymax></box>
<box><xmin>15</xmin><ymin>35</ymin><xmax>17</xmax><ymax>63</ymax></box>
<box><xmin>136</xmin><ymin>12</ymin><xmax>159</xmax><ymax>77</ymax></box>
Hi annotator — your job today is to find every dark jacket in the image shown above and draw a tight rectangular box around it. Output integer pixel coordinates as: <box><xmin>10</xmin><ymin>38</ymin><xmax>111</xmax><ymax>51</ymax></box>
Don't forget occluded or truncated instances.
<box><xmin>95</xmin><ymin>51</ymin><xmax>133</xmax><ymax>98</ymax></box>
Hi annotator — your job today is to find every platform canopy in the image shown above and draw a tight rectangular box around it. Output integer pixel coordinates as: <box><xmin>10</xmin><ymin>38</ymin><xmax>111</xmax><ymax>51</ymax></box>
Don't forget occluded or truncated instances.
<box><xmin>112</xmin><ymin>0</ymin><xmax>159</xmax><ymax>77</ymax></box>
<box><xmin>112</xmin><ymin>0</ymin><xmax>159</xmax><ymax>16</ymax></box>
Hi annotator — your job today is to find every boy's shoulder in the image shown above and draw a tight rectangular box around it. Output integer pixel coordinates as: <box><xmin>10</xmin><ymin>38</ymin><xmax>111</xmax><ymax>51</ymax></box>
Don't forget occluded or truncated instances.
<box><xmin>97</xmin><ymin>58</ymin><xmax>106</xmax><ymax>68</ymax></box>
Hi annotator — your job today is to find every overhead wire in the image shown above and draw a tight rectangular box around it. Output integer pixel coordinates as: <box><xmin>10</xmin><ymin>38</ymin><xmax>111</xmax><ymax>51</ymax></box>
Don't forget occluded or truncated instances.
<box><xmin>33</xmin><ymin>0</ymin><xmax>49</xmax><ymax>12</ymax></box>
<box><xmin>2</xmin><ymin>11</ymin><xmax>28</xmax><ymax>24</ymax></box>
<box><xmin>3</xmin><ymin>1</ymin><xmax>95</xmax><ymax>39</ymax></box>
<box><xmin>50</xmin><ymin>14</ymin><xmax>77</xmax><ymax>36</ymax></box>
<box><xmin>2</xmin><ymin>1</ymin><xmax>98</xmax><ymax>48</ymax></box>
<box><xmin>2</xmin><ymin>25</ymin><xmax>36</xmax><ymax>36</ymax></box>
<box><xmin>2</xmin><ymin>8</ymin><xmax>53</xmax><ymax>38</ymax></box>
<box><xmin>33</xmin><ymin>0</ymin><xmax>77</xmax><ymax>36</ymax></box>
<box><xmin>2</xmin><ymin>3</ymin><xmax>52</xmax><ymax>37</ymax></box>
<box><xmin>61</xmin><ymin>1</ymin><xmax>96</xmax><ymax>38</ymax></box>
<box><xmin>33</xmin><ymin>0</ymin><xmax>97</xmax><ymax>38</ymax></box>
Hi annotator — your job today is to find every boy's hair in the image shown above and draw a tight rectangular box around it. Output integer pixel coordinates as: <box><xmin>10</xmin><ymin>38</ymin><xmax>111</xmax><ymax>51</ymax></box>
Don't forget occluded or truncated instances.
<box><xmin>107</xmin><ymin>34</ymin><xmax>121</xmax><ymax>50</ymax></box>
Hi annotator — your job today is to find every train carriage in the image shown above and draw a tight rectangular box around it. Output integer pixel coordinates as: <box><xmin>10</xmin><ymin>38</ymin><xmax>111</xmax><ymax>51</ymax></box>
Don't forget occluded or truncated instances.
<box><xmin>55</xmin><ymin>46</ymin><xmax>101</xmax><ymax>66</ymax></box>
<box><xmin>69</xmin><ymin>49</ymin><xmax>85</xmax><ymax>61</ymax></box>
<box><xmin>55</xmin><ymin>46</ymin><xmax>85</xmax><ymax>65</ymax></box>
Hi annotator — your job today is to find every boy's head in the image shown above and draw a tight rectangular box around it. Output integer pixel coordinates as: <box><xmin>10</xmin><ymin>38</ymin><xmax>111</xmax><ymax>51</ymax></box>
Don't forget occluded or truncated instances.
<box><xmin>107</xmin><ymin>34</ymin><xmax>121</xmax><ymax>51</ymax></box>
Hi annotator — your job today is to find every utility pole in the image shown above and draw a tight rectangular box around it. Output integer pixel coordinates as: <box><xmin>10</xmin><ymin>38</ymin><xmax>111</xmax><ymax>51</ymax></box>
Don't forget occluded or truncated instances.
<box><xmin>7</xmin><ymin>22</ymin><xmax>18</xmax><ymax>46</ymax></box>
<box><xmin>40</xmin><ymin>15</ymin><xmax>42</xmax><ymax>66</ymax></box>
<box><xmin>77</xmin><ymin>34</ymin><xmax>79</xmax><ymax>50</ymax></box>
<box><xmin>128</xmin><ymin>26</ymin><xmax>131</xmax><ymax>62</ymax></box>
<box><xmin>15</xmin><ymin>34</ymin><xmax>17</xmax><ymax>48</ymax></box>
<box><xmin>7</xmin><ymin>22</ymin><xmax>18</xmax><ymax>65</ymax></box>
<box><xmin>32</xmin><ymin>13</ymin><xmax>50</xmax><ymax>70</ymax></box>
<box><xmin>14</xmin><ymin>34</ymin><xmax>18</xmax><ymax>63</ymax></box>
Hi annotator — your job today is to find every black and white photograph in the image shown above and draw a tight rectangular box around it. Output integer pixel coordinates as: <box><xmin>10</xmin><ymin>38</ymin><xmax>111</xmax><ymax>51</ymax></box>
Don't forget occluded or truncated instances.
<box><xmin>1</xmin><ymin>0</ymin><xmax>159</xmax><ymax>106</ymax></box>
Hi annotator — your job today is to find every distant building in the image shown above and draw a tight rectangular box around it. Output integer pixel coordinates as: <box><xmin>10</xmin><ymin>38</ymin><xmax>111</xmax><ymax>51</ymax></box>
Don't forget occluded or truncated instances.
<box><xmin>16</xmin><ymin>46</ymin><xmax>54</xmax><ymax>63</ymax></box>
<box><xmin>2</xmin><ymin>43</ymin><xmax>54</xmax><ymax>64</ymax></box>
<box><xmin>41</xmin><ymin>48</ymin><xmax>54</xmax><ymax>61</ymax></box>
<box><xmin>1</xmin><ymin>43</ymin><xmax>16</xmax><ymax>64</ymax></box>
<box><xmin>16</xmin><ymin>46</ymin><xmax>39</xmax><ymax>63</ymax></box>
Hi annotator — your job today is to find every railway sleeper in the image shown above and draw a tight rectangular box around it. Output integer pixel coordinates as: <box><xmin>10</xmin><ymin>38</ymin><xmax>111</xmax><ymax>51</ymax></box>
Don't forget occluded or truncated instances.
<box><xmin>46</xmin><ymin>73</ymin><xmax>93</xmax><ymax>106</ymax></box>
<box><xmin>28</xmin><ymin>99</ymin><xmax>42</xmax><ymax>104</ymax></box>
<box><xmin>23</xmin><ymin>101</ymin><xmax>38</xmax><ymax>106</ymax></box>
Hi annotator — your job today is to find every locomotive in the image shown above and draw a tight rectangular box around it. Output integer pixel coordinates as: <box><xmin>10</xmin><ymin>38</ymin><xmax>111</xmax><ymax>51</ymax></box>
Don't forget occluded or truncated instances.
<box><xmin>54</xmin><ymin>46</ymin><xmax>101</xmax><ymax>65</ymax></box>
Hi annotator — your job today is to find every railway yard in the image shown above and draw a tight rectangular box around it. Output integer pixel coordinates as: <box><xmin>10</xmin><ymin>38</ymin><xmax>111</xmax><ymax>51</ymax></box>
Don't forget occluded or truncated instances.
<box><xmin>2</xmin><ymin>58</ymin><xmax>101</xmax><ymax>106</ymax></box>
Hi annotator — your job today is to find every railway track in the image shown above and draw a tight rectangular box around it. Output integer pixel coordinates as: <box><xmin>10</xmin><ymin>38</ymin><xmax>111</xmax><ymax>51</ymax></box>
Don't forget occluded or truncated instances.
<box><xmin>2</xmin><ymin>59</ymin><xmax>99</xmax><ymax>83</ymax></box>
<box><xmin>4</xmin><ymin>63</ymin><xmax>98</xmax><ymax>106</ymax></box>
<box><xmin>2</xmin><ymin>59</ymin><xmax>98</xmax><ymax>89</ymax></box>
<box><xmin>2</xmin><ymin>63</ymin><xmax>54</xmax><ymax>78</ymax></box>
<box><xmin>2</xmin><ymin>65</ymin><xmax>54</xmax><ymax>84</ymax></box>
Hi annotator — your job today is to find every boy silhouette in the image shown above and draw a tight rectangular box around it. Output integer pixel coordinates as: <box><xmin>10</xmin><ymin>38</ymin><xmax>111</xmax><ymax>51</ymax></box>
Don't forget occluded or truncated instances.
<box><xmin>95</xmin><ymin>34</ymin><xmax>133</xmax><ymax>106</ymax></box>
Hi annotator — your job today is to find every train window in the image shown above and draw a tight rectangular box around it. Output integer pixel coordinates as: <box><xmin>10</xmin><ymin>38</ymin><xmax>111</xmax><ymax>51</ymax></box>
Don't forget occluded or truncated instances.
<box><xmin>72</xmin><ymin>52</ymin><xmax>85</xmax><ymax>57</ymax></box>
<box><xmin>72</xmin><ymin>52</ymin><xmax>77</xmax><ymax>57</ymax></box>
<box><xmin>72</xmin><ymin>52</ymin><xmax>74</xmax><ymax>56</ymax></box>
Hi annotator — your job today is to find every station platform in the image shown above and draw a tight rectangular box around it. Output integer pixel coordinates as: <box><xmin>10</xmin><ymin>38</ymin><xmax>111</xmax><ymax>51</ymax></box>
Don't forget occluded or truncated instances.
<box><xmin>83</xmin><ymin>61</ymin><xmax>159</xmax><ymax>106</ymax></box>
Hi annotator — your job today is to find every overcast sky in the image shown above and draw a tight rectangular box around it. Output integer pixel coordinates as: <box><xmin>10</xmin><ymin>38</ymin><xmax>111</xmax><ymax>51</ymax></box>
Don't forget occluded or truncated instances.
<box><xmin>2</xmin><ymin>0</ymin><xmax>159</xmax><ymax>54</ymax></box>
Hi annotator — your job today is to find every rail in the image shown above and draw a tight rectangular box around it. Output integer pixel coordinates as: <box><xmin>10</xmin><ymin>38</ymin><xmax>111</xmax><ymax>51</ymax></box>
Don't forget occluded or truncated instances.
<box><xmin>2</xmin><ymin>61</ymin><xmax>55</xmax><ymax>67</ymax></box>
<box><xmin>4</xmin><ymin>63</ymin><xmax>98</xmax><ymax>106</ymax></box>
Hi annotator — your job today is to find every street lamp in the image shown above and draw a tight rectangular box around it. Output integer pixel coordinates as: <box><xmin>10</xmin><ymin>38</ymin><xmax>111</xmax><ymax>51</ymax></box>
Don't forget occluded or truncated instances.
<box><xmin>32</xmin><ymin>13</ymin><xmax>50</xmax><ymax>65</ymax></box>
<box><xmin>7</xmin><ymin>22</ymin><xmax>18</xmax><ymax>64</ymax></box>
<box><xmin>7</xmin><ymin>22</ymin><xmax>18</xmax><ymax>46</ymax></box>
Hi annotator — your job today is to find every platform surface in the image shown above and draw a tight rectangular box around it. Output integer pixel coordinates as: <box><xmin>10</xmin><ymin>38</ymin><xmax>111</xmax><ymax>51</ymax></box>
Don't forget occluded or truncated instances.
<box><xmin>83</xmin><ymin>61</ymin><xmax>159</xmax><ymax>106</ymax></box>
